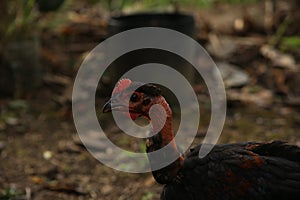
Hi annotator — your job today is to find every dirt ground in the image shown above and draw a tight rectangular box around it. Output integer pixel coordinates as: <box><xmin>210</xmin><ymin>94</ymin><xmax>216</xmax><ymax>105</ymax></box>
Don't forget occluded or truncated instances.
<box><xmin>1</xmin><ymin>1</ymin><xmax>300</xmax><ymax>200</ymax></box>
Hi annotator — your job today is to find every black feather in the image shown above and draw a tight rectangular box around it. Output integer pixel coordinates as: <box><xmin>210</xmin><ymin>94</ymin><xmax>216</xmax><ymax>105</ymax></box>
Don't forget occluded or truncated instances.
<box><xmin>161</xmin><ymin>142</ymin><xmax>300</xmax><ymax>200</ymax></box>
<box><xmin>131</xmin><ymin>82</ymin><xmax>161</xmax><ymax>96</ymax></box>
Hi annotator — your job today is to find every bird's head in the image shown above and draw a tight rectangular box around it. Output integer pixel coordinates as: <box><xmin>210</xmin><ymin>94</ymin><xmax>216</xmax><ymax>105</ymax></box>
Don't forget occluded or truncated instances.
<box><xmin>102</xmin><ymin>79</ymin><xmax>163</xmax><ymax>120</ymax></box>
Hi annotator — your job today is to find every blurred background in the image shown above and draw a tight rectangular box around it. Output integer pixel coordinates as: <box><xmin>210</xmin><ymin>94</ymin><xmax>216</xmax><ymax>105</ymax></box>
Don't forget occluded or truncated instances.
<box><xmin>0</xmin><ymin>0</ymin><xmax>300</xmax><ymax>199</ymax></box>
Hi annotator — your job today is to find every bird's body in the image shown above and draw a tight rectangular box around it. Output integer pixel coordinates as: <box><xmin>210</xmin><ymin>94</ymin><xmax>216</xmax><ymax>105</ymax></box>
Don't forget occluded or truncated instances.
<box><xmin>161</xmin><ymin>141</ymin><xmax>300</xmax><ymax>200</ymax></box>
<box><xmin>103</xmin><ymin>79</ymin><xmax>300</xmax><ymax>200</ymax></box>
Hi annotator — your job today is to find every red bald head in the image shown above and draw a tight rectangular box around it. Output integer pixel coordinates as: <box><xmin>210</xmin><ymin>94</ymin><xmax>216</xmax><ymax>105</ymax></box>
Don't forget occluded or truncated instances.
<box><xmin>103</xmin><ymin>79</ymin><xmax>162</xmax><ymax>120</ymax></box>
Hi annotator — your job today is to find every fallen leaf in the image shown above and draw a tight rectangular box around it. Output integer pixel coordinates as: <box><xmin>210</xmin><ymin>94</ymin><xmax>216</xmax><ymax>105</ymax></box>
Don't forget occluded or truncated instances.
<box><xmin>101</xmin><ymin>184</ymin><xmax>113</xmax><ymax>195</ymax></box>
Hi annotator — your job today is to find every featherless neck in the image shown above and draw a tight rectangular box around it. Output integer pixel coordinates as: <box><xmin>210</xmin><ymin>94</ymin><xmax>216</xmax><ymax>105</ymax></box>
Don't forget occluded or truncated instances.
<box><xmin>146</xmin><ymin>96</ymin><xmax>183</xmax><ymax>184</ymax></box>
<box><xmin>150</xmin><ymin>96</ymin><xmax>174</xmax><ymax>145</ymax></box>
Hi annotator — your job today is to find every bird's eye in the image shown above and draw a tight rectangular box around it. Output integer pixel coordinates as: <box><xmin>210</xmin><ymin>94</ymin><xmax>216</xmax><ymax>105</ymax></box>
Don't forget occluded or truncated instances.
<box><xmin>130</xmin><ymin>93</ymin><xmax>139</xmax><ymax>102</ymax></box>
<box><xmin>143</xmin><ymin>98</ymin><xmax>151</xmax><ymax>106</ymax></box>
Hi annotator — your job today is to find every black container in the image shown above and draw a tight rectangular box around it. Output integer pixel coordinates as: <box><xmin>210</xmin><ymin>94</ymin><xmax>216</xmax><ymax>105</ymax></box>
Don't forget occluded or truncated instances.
<box><xmin>109</xmin><ymin>12</ymin><xmax>195</xmax><ymax>36</ymax></box>
<box><xmin>99</xmin><ymin>12</ymin><xmax>196</xmax><ymax>102</ymax></box>
<box><xmin>37</xmin><ymin>0</ymin><xmax>64</xmax><ymax>12</ymax></box>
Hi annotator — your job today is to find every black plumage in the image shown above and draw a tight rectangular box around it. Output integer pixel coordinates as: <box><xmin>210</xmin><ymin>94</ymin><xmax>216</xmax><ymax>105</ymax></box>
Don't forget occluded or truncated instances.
<box><xmin>161</xmin><ymin>141</ymin><xmax>300</xmax><ymax>200</ymax></box>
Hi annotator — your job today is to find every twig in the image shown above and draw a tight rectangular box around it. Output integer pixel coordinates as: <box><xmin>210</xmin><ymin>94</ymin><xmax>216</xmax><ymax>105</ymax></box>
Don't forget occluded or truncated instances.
<box><xmin>269</xmin><ymin>14</ymin><xmax>292</xmax><ymax>47</ymax></box>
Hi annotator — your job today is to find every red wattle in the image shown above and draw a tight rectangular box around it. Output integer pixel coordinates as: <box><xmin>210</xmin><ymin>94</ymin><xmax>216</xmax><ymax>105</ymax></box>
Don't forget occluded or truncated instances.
<box><xmin>122</xmin><ymin>112</ymin><xmax>139</xmax><ymax>120</ymax></box>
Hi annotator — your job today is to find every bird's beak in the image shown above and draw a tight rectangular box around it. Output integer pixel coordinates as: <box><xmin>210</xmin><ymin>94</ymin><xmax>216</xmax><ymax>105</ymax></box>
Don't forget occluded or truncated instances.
<box><xmin>102</xmin><ymin>96</ymin><xmax>127</xmax><ymax>113</ymax></box>
<box><xmin>102</xmin><ymin>100</ymin><xmax>112</xmax><ymax>113</ymax></box>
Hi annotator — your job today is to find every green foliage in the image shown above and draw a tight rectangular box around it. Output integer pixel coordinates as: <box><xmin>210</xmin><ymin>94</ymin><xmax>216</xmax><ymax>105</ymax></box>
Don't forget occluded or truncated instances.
<box><xmin>171</xmin><ymin>0</ymin><xmax>259</xmax><ymax>9</ymax></box>
<box><xmin>95</xmin><ymin>0</ymin><xmax>259</xmax><ymax>11</ymax></box>
<box><xmin>216</xmin><ymin>0</ymin><xmax>258</xmax><ymax>4</ymax></box>
<box><xmin>116</xmin><ymin>149</ymin><xmax>149</xmax><ymax>171</ymax></box>
<box><xmin>9</xmin><ymin>100</ymin><xmax>29</xmax><ymax>113</ymax></box>
<box><xmin>142</xmin><ymin>192</ymin><xmax>155</xmax><ymax>200</ymax></box>
<box><xmin>280</xmin><ymin>36</ymin><xmax>300</xmax><ymax>51</ymax></box>
<box><xmin>269</xmin><ymin>15</ymin><xmax>292</xmax><ymax>47</ymax></box>
<box><xmin>0</xmin><ymin>187</ymin><xmax>23</xmax><ymax>200</ymax></box>
<box><xmin>0</xmin><ymin>0</ymin><xmax>39</xmax><ymax>46</ymax></box>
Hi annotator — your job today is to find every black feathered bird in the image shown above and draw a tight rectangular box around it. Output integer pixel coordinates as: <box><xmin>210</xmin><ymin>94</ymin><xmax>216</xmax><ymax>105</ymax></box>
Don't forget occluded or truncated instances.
<box><xmin>103</xmin><ymin>79</ymin><xmax>300</xmax><ymax>200</ymax></box>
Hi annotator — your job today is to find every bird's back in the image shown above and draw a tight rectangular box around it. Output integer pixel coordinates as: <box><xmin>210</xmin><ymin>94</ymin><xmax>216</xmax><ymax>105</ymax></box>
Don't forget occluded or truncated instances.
<box><xmin>161</xmin><ymin>141</ymin><xmax>300</xmax><ymax>200</ymax></box>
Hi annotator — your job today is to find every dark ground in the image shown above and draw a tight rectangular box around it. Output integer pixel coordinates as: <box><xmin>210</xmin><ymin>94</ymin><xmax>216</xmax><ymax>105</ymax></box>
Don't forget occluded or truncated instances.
<box><xmin>1</xmin><ymin>1</ymin><xmax>300</xmax><ymax>200</ymax></box>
